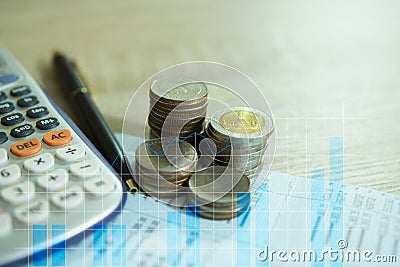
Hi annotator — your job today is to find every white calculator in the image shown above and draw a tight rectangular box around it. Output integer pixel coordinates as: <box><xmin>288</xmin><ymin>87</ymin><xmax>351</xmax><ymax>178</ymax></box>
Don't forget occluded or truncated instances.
<box><xmin>0</xmin><ymin>44</ymin><xmax>124</xmax><ymax>265</ymax></box>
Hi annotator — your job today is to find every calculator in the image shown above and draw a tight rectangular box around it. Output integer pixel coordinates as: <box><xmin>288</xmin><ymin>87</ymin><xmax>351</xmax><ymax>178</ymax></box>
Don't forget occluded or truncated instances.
<box><xmin>0</xmin><ymin>44</ymin><xmax>124</xmax><ymax>266</ymax></box>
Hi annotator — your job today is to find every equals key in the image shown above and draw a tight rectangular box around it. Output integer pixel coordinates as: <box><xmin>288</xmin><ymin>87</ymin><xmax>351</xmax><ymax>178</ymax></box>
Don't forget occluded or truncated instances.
<box><xmin>70</xmin><ymin>160</ymin><xmax>100</xmax><ymax>178</ymax></box>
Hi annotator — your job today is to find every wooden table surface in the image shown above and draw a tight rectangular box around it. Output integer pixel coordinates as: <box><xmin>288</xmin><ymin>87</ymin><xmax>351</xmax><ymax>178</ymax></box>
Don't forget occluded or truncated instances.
<box><xmin>1</xmin><ymin>0</ymin><xmax>399</xmax><ymax>194</ymax></box>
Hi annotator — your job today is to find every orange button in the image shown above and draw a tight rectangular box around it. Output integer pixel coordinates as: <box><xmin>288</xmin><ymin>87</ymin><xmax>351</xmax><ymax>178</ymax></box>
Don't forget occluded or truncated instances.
<box><xmin>43</xmin><ymin>129</ymin><xmax>72</xmax><ymax>146</ymax></box>
<box><xmin>11</xmin><ymin>138</ymin><xmax>42</xmax><ymax>157</ymax></box>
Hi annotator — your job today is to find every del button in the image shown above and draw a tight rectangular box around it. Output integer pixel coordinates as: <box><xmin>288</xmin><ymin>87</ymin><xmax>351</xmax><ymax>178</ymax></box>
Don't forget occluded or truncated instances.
<box><xmin>10</xmin><ymin>138</ymin><xmax>42</xmax><ymax>157</ymax></box>
<box><xmin>43</xmin><ymin>129</ymin><xmax>72</xmax><ymax>146</ymax></box>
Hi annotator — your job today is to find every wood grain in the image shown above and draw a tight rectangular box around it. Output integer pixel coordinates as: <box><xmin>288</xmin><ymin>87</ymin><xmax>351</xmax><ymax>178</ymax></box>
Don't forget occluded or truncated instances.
<box><xmin>1</xmin><ymin>0</ymin><xmax>399</xmax><ymax>194</ymax></box>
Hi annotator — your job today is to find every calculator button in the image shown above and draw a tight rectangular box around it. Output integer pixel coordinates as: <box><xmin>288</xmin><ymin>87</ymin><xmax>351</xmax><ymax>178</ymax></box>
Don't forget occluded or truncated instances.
<box><xmin>23</xmin><ymin>153</ymin><xmax>54</xmax><ymax>173</ymax></box>
<box><xmin>37</xmin><ymin>169</ymin><xmax>68</xmax><ymax>191</ymax></box>
<box><xmin>0</xmin><ymin>132</ymin><xmax>7</xmax><ymax>144</ymax></box>
<box><xmin>0</xmin><ymin>211</ymin><xmax>12</xmax><ymax>237</ymax></box>
<box><xmin>0</xmin><ymin>102</ymin><xmax>15</xmax><ymax>114</ymax></box>
<box><xmin>36</xmin><ymin>117</ymin><xmax>60</xmax><ymax>130</ymax></box>
<box><xmin>1</xmin><ymin>181</ymin><xmax>35</xmax><ymax>205</ymax></box>
<box><xmin>17</xmin><ymin>95</ymin><xmax>39</xmax><ymax>108</ymax></box>
<box><xmin>0</xmin><ymin>164</ymin><xmax>20</xmax><ymax>186</ymax></box>
<box><xmin>26</xmin><ymin>106</ymin><xmax>49</xmax><ymax>118</ymax></box>
<box><xmin>10</xmin><ymin>138</ymin><xmax>41</xmax><ymax>157</ymax></box>
<box><xmin>10</xmin><ymin>123</ymin><xmax>34</xmax><ymax>138</ymax></box>
<box><xmin>70</xmin><ymin>160</ymin><xmax>100</xmax><ymax>178</ymax></box>
<box><xmin>14</xmin><ymin>199</ymin><xmax>49</xmax><ymax>224</ymax></box>
<box><xmin>0</xmin><ymin>92</ymin><xmax>7</xmax><ymax>102</ymax></box>
<box><xmin>1</xmin><ymin>112</ymin><xmax>24</xmax><ymax>126</ymax></box>
<box><xmin>0</xmin><ymin>148</ymin><xmax>8</xmax><ymax>164</ymax></box>
<box><xmin>10</xmin><ymin>85</ymin><xmax>31</xmax><ymax>97</ymax></box>
<box><xmin>43</xmin><ymin>129</ymin><xmax>72</xmax><ymax>146</ymax></box>
<box><xmin>84</xmin><ymin>176</ymin><xmax>115</xmax><ymax>196</ymax></box>
<box><xmin>52</xmin><ymin>186</ymin><xmax>83</xmax><ymax>210</ymax></box>
<box><xmin>56</xmin><ymin>143</ymin><xmax>85</xmax><ymax>162</ymax></box>
<box><xmin>0</xmin><ymin>74</ymin><xmax>19</xmax><ymax>85</ymax></box>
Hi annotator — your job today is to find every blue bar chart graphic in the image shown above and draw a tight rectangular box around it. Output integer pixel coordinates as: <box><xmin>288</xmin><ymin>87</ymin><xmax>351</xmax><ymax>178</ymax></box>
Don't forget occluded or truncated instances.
<box><xmin>32</xmin><ymin>224</ymin><xmax>126</xmax><ymax>266</ymax></box>
<box><xmin>31</xmin><ymin>136</ymin><xmax>345</xmax><ymax>267</ymax></box>
<box><xmin>329</xmin><ymin>137</ymin><xmax>344</xmax><ymax>267</ymax></box>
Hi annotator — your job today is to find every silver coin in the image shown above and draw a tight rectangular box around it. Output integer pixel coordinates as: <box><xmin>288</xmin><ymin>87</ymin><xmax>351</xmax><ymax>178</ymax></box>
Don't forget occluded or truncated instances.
<box><xmin>188</xmin><ymin>166</ymin><xmax>250</xmax><ymax>205</ymax></box>
<box><xmin>187</xmin><ymin>206</ymin><xmax>248</xmax><ymax>220</ymax></box>
<box><xmin>215</xmin><ymin>141</ymin><xmax>268</xmax><ymax>156</ymax></box>
<box><xmin>210</xmin><ymin>107</ymin><xmax>274</xmax><ymax>141</ymax></box>
<box><xmin>213</xmin><ymin>157</ymin><xmax>263</xmax><ymax>172</ymax></box>
<box><xmin>150</xmin><ymin>94</ymin><xmax>208</xmax><ymax>109</ymax></box>
<box><xmin>205</xmin><ymin>122</ymin><xmax>268</xmax><ymax>151</ymax></box>
<box><xmin>189</xmin><ymin>188</ymin><xmax>251</xmax><ymax>208</ymax></box>
<box><xmin>135</xmin><ymin>162</ymin><xmax>193</xmax><ymax>179</ymax></box>
<box><xmin>150</xmin><ymin>123</ymin><xmax>206</xmax><ymax>138</ymax></box>
<box><xmin>150</xmin><ymin>80</ymin><xmax>208</xmax><ymax>103</ymax></box>
<box><xmin>148</xmin><ymin>117</ymin><xmax>206</xmax><ymax>133</ymax></box>
<box><xmin>214</xmin><ymin>145</ymin><xmax>266</xmax><ymax>166</ymax></box>
<box><xmin>148</xmin><ymin>125</ymin><xmax>205</xmax><ymax>138</ymax></box>
<box><xmin>148</xmin><ymin>111</ymin><xmax>206</xmax><ymax>126</ymax></box>
<box><xmin>195</xmin><ymin>199</ymin><xmax>250</xmax><ymax>214</ymax></box>
<box><xmin>149</xmin><ymin>102</ymin><xmax>208</xmax><ymax>117</ymax></box>
<box><xmin>135</xmin><ymin>138</ymin><xmax>197</xmax><ymax>174</ymax></box>
<box><xmin>135</xmin><ymin>165</ymin><xmax>192</xmax><ymax>183</ymax></box>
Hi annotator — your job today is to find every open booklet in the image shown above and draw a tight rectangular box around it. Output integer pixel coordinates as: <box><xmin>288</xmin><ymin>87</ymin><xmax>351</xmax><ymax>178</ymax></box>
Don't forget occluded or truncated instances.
<box><xmin>17</xmin><ymin>134</ymin><xmax>399</xmax><ymax>267</ymax></box>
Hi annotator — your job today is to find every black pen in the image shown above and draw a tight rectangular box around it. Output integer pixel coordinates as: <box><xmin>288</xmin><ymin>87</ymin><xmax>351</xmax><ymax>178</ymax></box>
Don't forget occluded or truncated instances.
<box><xmin>53</xmin><ymin>51</ymin><xmax>139</xmax><ymax>194</ymax></box>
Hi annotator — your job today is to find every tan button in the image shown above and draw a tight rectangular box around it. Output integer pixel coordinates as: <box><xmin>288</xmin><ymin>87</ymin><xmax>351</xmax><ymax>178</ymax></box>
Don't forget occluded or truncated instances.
<box><xmin>10</xmin><ymin>138</ymin><xmax>42</xmax><ymax>157</ymax></box>
<box><xmin>43</xmin><ymin>129</ymin><xmax>72</xmax><ymax>146</ymax></box>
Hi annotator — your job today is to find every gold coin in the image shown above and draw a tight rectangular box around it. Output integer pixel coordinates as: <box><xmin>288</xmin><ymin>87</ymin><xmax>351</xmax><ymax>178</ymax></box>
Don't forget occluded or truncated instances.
<box><xmin>219</xmin><ymin>110</ymin><xmax>265</xmax><ymax>134</ymax></box>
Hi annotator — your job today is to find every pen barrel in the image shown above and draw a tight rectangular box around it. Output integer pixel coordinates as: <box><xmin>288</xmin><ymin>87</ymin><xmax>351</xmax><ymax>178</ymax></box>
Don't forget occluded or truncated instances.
<box><xmin>54</xmin><ymin>53</ymin><xmax>138</xmax><ymax>193</ymax></box>
<box><xmin>73</xmin><ymin>92</ymin><xmax>121</xmax><ymax>162</ymax></box>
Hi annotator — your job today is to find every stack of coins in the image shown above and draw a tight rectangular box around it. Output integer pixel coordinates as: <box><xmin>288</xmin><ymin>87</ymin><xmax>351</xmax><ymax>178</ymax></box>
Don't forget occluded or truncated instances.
<box><xmin>187</xmin><ymin>166</ymin><xmax>250</xmax><ymax>220</ymax></box>
<box><xmin>148</xmin><ymin>80</ymin><xmax>208</xmax><ymax>140</ymax></box>
<box><xmin>134</xmin><ymin>138</ymin><xmax>198</xmax><ymax>198</ymax></box>
<box><xmin>204</xmin><ymin>107</ymin><xmax>274</xmax><ymax>178</ymax></box>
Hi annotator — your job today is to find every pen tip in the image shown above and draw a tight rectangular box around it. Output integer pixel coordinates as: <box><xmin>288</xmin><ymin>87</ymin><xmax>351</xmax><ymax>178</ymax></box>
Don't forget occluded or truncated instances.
<box><xmin>52</xmin><ymin>49</ymin><xmax>64</xmax><ymax>58</ymax></box>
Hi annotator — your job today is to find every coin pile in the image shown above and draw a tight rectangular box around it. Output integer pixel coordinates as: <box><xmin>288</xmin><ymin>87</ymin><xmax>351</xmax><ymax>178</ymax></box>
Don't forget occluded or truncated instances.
<box><xmin>205</xmin><ymin>107</ymin><xmax>274</xmax><ymax>179</ymax></box>
<box><xmin>148</xmin><ymin>80</ymin><xmax>208</xmax><ymax>141</ymax></box>
<box><xmin>187</xmin><ymin>166</ymin><xmax>250</xmax><ymax>220</ymax></box>
<box><xmin>134</xmin><ymin>138</ymin><xmax>198</xmax><ymax>198</ymax></box>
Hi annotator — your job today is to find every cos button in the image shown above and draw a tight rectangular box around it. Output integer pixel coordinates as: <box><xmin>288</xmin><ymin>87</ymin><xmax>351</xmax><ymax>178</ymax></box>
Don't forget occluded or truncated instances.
<box><xmin>1</xmin><ymin>113</ymin><xmax>24</xmax><ymax>126</ymax></box>
<box><xmin>43</xmin><ymin>129</ymin><xmax>72</xmax><ymax>146</ymax></box>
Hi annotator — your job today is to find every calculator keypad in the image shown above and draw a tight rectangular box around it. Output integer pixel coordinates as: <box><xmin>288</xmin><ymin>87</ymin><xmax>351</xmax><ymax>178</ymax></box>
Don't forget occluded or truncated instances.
<box><xmin>17</xmin><ymin>95</ymin><xmax>39</xmax><ymax>108</ymax></box>
<box><xmin>37</xmin><ymin>169</ymin><xmax>69</xmax><ymax>191</ymax></box>
<box><xmin>14</xmin><ymin>199</ymin><xmax>49</xmax><ymax>224</ymax></box>
<box><xmin>36</xmin><ymin>117</ymin><xmax>60</xmax><ymax>130</ymax></box>
<box><xmin>1</xmin><ymin>112</ymin><xmax>24</xmax><ymax>126</ymax></box>
<box><xmin>0</xmin><ymin>102</ymin><xmax>15</xmax><ymax>114</ymax></box>
<box><xmin>84</xmin><ymin>176</ymin><xmax>115</xmax><ymax>196</ymax></box>
<box><xmin>1</xmin><ymin>181</ymin><xmax>35</xmax><ymax>205</ymax></box>
<box><xmin>70</xmin><ymin>160</ymin><xmax>100</xmax><ymax>178</ymax></box>
<box><xmin>52</xmin><ymin>186</ymin><xmax>84</xmax><ymax>210</ymax></box>
<box><xmin>43</xmin><ymin>129</ymin><xmax>72</xmax><ymax>146</ymax></box>
<box><xmin>10</xmin><ymin>138</ymin><xmax>41</xmax><ymax>157</ymax></box>
<box><xmin>56</xmin><ymin>143</ymin><xmax>85</xmax><ymax>162</ymax></box>
<box><xmin>0</xmin><ymin>148</ymin><xmax>7</xmax><ymax>164</ymax></box>
<box><xmin>10</xmin><ymin>123</ymin><xmax>35</xmax><ymax>138</ymax></box>
<box><xmin>23</xmin><ymin>153</ymin><xmax>54</xmax><ymax>172</ymax></box>
<box><xmin>0</xmin><ymin>84</ymin><xmax>117</xmax><ymax>220</ymax></box>
<box><xmin>0</xmin><ymin>48</ymin><xmax>123</xmax><ymax>266</ymax></box>
<box><xmin>26</xmin><ymin>106</ymin><xmax>48</xmax><ymax>118</ymax></box>
<box><xmin>10</xmin><ymin>85</ymin><xmax>30</xmax><ymax>97</ymax></box>
<box><xmin>0</xmin><ymin>164</ymin><xmax>20</xmax><ymax>186</ymax></box>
